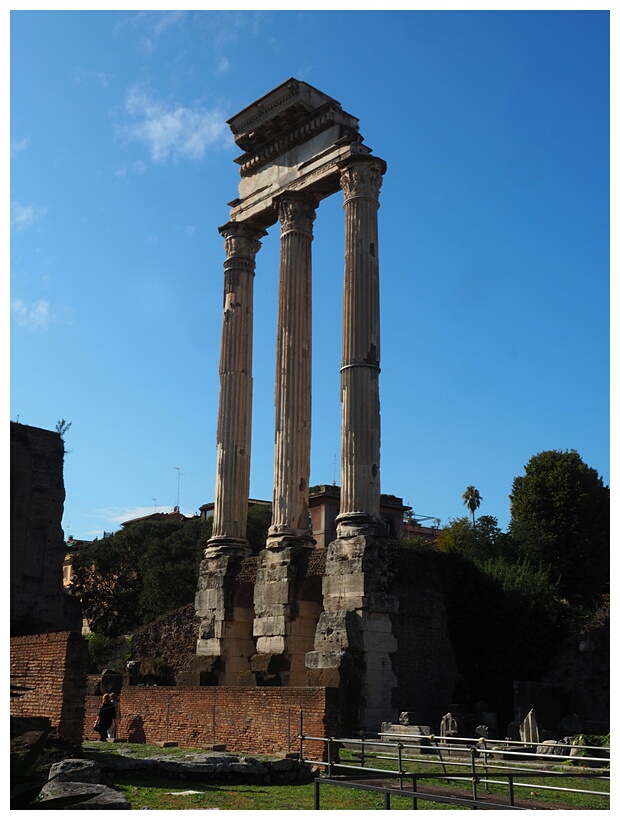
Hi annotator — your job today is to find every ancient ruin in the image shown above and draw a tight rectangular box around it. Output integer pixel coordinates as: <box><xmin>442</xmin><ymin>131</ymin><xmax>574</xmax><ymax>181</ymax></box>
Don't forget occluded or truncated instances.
<box><xmin>194</xmin><ymin>79</ymin><xmax>396</xmax><ymax>730</ymax></box>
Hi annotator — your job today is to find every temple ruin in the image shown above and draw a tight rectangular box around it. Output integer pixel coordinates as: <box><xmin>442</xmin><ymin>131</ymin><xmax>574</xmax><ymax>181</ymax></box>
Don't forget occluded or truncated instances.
<box><xmin>194</xmin><ymin>79</ymin><xmax>397</xmax><ymax>730</ymax></box>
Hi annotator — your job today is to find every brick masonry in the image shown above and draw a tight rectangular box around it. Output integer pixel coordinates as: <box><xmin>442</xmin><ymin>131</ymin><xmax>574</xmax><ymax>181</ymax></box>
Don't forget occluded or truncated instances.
<box><xmin>10</xmin><ymin>631</ymin><xmax>88</xmax><ymax>744</ymax></box>
<box><xmin>85</xmin><ymin>686</ymin><xmax>339</xmax><ymax>758</ymax></box>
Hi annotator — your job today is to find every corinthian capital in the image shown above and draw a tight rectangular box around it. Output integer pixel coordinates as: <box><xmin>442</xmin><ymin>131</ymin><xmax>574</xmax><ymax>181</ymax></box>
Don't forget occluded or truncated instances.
<box><xmin>276</xmin><ymin>193</ymin><xmax>317</xmax><ymax>236</ymax></box>
<box><xmin>219</xmin><ymin>221</ymin><xmax>266</xmax><ymax>261</ymax></box>
<box><xmin>339</xmin><ymin>157</ymin><xmax>386</xmax><ymax>202</ymax></box>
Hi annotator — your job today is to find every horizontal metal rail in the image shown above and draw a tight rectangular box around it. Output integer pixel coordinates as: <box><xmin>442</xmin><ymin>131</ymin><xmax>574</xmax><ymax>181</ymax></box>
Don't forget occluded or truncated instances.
<box><xmin>300</xmin><ymin>731</ymin><xmax>610</xmax><ymax>808</ymax></box>
<box><xmin>314</xmin><ymin>776</ymin><xmax>525</xmax><ymax>810</ymax></box>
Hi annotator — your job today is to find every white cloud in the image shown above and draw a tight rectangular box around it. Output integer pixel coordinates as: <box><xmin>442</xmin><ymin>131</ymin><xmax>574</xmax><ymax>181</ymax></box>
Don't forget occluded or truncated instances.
<box><xmin>152</xmin><ymin>10</ymin><xmax>186</xmax><ymax>37</ymax></box>
<box><xmin>11</xmin><ymin>137</ymin><xmax>29</xmax><ymax>157</ymax></box>
<box><xmin>95</xmin><ymin>505</ymin><xmax>173</xmax><ymax>526</ymax></box>
<box><xmin>11</xmin><ymin>202</ymin><xmax>47</xmax><ymax>230</ymax></box>
<box><xmin>11</xmin><ymin>299</ymin><xmax>52</xmax><ymax>331</ymax></box>
<box><xmin>215</xmin><ymin>56</ymin><xmax>230</xmax><ymax>76</ymax></box>
<box><xmin>121</xmin><ymin>86</ymin><xmax>230</xmax><ymax>163</ymax></box>
<box><xmin>114</xmin><ymin>159</ymin><xmax>148</xmax><ymax>180</ymax></box>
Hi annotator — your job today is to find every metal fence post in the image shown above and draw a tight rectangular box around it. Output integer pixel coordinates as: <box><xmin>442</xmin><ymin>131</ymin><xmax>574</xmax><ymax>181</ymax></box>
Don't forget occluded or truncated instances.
<box><xmin>508</xmin><ymin>774</ymin><xmax>515</xmax><ymax>807</ymax></box>
<box><xmin>470</xmin><ymin>746</ymin><xmax>478</xmax><ymax>805</ymax></box>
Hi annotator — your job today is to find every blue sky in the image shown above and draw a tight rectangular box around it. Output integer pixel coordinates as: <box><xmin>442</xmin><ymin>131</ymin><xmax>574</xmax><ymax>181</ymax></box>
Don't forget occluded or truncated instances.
<box><xmin>9</xmin><ymin>8</ymin><xmax>610</xmax><ymax>540</ymax></box>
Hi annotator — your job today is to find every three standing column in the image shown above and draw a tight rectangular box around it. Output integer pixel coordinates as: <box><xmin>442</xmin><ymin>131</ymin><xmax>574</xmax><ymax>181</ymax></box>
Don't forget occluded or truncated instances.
<box><xmin>337</xmin><ymin>155</ymin><xmax>387</xmax><ymax>536</ymax></box>
<box><xmin>267</xmin><ymin>192</ymin><xmax>318</xmax><ymax>548</ymax></box>
<box><xmin>207</xmin><ymin>221</ymin><xmax>266</xmax><ymax>555</ymax></box>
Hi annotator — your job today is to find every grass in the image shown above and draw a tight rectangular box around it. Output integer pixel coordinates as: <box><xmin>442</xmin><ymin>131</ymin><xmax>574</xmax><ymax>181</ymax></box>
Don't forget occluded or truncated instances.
<box><xmin>81</xmin><ymin>741</ymin><xmax>610</xmax><ymax>811</ymax></box>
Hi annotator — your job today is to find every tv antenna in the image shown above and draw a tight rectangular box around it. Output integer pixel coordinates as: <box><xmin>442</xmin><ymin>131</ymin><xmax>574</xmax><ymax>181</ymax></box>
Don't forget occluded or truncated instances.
<box><xmin>175</xmin><ymin>467</ymin><xmax>185</xmax><ymax>511</ymax></box>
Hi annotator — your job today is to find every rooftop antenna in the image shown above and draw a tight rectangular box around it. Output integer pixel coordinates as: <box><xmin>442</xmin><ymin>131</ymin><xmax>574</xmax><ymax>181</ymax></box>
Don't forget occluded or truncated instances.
<box><xmin>332</xmin><ymin>453</ymin><xmax>337</xmax><ymax>486</ymax></box>
<box><xmin>175</xmin><ymin>467</ymin><xmax>184</xmax><ymax>511</ymax></box>
<box><xmin>152</xmin><ymin>498</ymin><xmax>158</xmax><ymax>513</ymax></box>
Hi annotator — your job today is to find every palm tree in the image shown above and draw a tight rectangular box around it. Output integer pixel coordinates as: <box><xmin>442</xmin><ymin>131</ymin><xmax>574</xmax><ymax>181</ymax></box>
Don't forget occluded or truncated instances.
<box><xmin>462</xmin><ymin>486</ymin><xmax>482</xmax><ymax>526</ymax></box>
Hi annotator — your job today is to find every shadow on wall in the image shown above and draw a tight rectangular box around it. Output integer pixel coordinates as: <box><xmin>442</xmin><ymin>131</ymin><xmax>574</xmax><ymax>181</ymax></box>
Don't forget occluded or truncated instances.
<box><xmin>127</xmin><ymin>716</ymin><xmax>146</xmax><ymax>744</ymax></box>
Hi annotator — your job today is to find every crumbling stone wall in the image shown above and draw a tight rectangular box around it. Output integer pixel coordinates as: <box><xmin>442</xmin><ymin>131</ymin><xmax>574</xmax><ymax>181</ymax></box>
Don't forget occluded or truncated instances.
<box><xmin>84</xmin><ymin>686</ymin><xmax>339</xmax><ymax>758</ymax></box>
<box><xmin>131</xmin><ymin>604</ymin><xmax>201</xmax><ymax>682</ymax></box>
<box><xmin>11</xmin><ymin>631</ymin><xmax>88</xmax><ymax>743</ymax></box>
<box><xmin>390</xmin><ymin>548</ymin><xmax>464</xmax><ymax>724</ymax></box>
<box><xmin>10</xmin><ymin>421</ymin><xmax>81</xmax><ymax>635</ymax></box>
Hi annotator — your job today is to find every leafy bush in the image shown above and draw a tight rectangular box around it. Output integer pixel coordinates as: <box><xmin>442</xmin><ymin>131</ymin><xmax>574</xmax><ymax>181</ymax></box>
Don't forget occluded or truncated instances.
<box><xmin>85</xmin><ymin>633</ymin><xmax>131</xmax><ymax>673</ymax></box>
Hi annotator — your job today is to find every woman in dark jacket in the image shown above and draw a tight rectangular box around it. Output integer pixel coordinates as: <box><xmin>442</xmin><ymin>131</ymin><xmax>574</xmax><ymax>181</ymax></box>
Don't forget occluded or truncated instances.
<box><xmin>95</xmin><ymin>693</ymin><xmax>116</xmax><ymax>741</ymax></box>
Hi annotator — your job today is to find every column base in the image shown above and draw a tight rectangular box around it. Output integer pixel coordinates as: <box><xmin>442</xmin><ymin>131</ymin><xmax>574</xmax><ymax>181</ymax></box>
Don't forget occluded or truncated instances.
<box><xmin>204</xmin><ymin>536</ymin><xmax>252</xmax><ymax>558</ymax></box>
<box><xmin>266</xmin><ymin>529</ymin><xmax>316</xmax><ymax>550</ymax></box>
<box><xmin>335</xmin><ymin>512</ymin><xmax>387</xmax><ymax>540</ymax></box>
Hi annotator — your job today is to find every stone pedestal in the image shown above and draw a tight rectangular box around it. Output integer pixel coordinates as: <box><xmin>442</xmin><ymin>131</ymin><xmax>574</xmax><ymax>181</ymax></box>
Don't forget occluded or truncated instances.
<box><xmin>252</xmin><ymin>542</ymin><xmax>316</xmax><ymax>685</ymax></box>
<box><xmin>307</xmin><ymin>534</ymin><xmax>398</xmax><ymax>732</ymax></box>
<box><xmin>195</xmin><ymin>549</ymin><xmax>248</xmax><ymax>678</ymax></box>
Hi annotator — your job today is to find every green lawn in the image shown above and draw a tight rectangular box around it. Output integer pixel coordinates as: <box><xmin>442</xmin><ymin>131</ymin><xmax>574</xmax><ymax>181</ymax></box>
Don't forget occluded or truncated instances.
<box><xmin>82</xmin><ymin>742</ymin><xmax>610</xmax><ymax>811</ymax></box>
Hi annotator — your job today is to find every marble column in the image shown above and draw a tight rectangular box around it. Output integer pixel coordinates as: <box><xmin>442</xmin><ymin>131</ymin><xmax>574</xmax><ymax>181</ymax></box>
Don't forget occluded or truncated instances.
<box><xmin>206</xmin><ymin>220</ymin><xmax>266</xmax><ymax>555</ymax></box>
<box><xmin>336</xmin><ymin>155</ymin><xmax>387</xmax><ymax>537</ymax></box>
<box><xmin>267</xmin><ymin>192</ymin><xmax>317</xmax><ymax>548</ymax></box>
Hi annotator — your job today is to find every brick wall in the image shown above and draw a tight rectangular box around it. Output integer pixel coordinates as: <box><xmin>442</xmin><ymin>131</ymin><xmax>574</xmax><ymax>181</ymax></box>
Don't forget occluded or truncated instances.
<box><xmin>10</xmin><ymin>631</ymin><xmax>88</xmax><ymax>743</ymax></box>
<box><xmin>85</xmin><ymin>686</ymin><xmax>339</xmax><ymax>758</ymax></box>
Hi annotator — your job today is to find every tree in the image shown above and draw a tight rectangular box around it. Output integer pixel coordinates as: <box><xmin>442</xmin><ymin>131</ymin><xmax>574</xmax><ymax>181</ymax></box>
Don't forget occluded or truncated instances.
<box><xmin>509</xmin><ymin>449</ymin><xmax>609</xmax><ymax>604</ymax></box>
<box><xmin>436</xmin><ymin>515</ymin><xmax>512</xmax><ymax>564</ymax></box>
<box><xmin>70</xmin><ymin>517</ymin><xmax>211</xmax><ymax>637</ymax></box>
<box><xmin>462</xmin><ymin>485</ymin><xmax>482</xmax><ymax>526</ymax></box>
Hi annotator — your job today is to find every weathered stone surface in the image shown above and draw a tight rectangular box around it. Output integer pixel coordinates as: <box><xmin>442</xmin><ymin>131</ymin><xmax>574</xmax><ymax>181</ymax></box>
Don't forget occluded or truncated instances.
<box><xmin>39</xmin><ymin>781</ymin><xmax>130</xmax><ymax>810</ymax></box>
<box><xmin>11</xmin><ymin>422</ymin><xmax>82</xmax><ymax>635</ymax></box>
<box><xmin>48</xmin><ymin>758</ymin><xmax>101</xmax><ymax>783</ymax></box>
<box><xmin>519</xmin><ymin>708</ymin><xmax>540</xmax><ymax>744</ymax></box>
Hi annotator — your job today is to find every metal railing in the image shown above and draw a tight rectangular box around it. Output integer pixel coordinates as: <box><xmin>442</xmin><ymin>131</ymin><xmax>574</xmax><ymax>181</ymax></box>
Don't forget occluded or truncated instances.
<box><xmin>299</xmin><ymin>729</ymin><xmax>610</xmax><ymax>810</ymax></box>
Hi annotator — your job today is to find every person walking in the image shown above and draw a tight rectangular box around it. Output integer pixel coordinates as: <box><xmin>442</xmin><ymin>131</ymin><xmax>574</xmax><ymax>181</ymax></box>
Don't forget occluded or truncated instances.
<box><xmin>94</xmin><ymin>693</ymin><xmax>116</xmax><ymax>741</ymax></box>
<box><xmin>107</xmin><ymin>692</ymin><xmax>121</xmax><ymax>739</ymax></box>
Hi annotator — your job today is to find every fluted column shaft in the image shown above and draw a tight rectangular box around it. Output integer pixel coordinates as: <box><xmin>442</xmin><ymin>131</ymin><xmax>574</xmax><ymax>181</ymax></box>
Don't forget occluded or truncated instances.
<box><xmin>337</xmin><ymin>156</ymin><xmax>387</xmax><ymax>534</ymax></box>
<box><xmin>267</xmin><ymin>193</ymin><xmax>317</xmax><ymax>546</ymax></box>
<box><xmin>207</xmin><ymin>221</ymin><xmax>266</xmax><ymax>554</ymax></box>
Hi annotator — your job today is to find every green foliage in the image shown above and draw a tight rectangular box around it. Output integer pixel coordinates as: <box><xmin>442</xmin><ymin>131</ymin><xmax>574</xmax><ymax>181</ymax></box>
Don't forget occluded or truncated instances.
<box><xmin>54</xmin><ymin>418</ymin><xmax>72</xmax><ymax>439</ymax></box>
<box><xmin>70</xmin><ymin>517</ymin><xmax>212</xmax><ymax>638</ymax></box>
<box><xmin>85</xmin><ymin>633</ymin><xmax>131</xmax><ymax>673</ymax></box>
<box><xmin>246</xmin><ymin>503</ymin><xmax>272</xmax><ymax>553</ymax></box>
<box><xmin>509</xmin><ymin>450</ymin><xmax>609</xmax><ymax>603</ymax></box>
<box><xmin>399</xmin><ymin>534</ymin><xmax>434</xmax><ymax>551</ymax></box>
<box><xmin>436</xmin><ymin>515</ymin><xmax>513</xmax><ymax>564</ymax></box>
<box><xmin>397</xmin><ymin>542</ymin><xmax>565</xmax><ymax>724</ymax></box>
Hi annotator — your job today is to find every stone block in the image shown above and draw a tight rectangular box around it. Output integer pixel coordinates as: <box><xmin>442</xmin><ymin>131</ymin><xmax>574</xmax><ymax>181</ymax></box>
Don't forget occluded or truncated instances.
<box><xmin>306</xmin><ymin>666</ymin><xmax>343</xmax><ymax>687</ymax></box>
<box><xmin>305</xmin><ymin>649</ymin><xmax>346</xmax><ymax>669</ymax></box>
<box><xmin>250</xmin><ymin>653</ymin><xmax>289</xmax><ymax>673</ymax></box>
<box><xmin>253</xmin><ymin>615</ymin><xmax>287</xmax><ymax>637</ymax></box>
<box><xmin>362</xmin><ymin>631</ymin><xmax>397</xmax><ymax>653</ymax></box>
<box><xmin>196</xmin><ymin>638</ymin><xmax>222</xmax><ymax>656</ymax></box>
<box><xmin>48</xmin><ymin>759</ymin><xmax>101</xmax><ymax>784</ymax></box>
<box><xmin>256</xmin><ymin>636</ymin><xmax>286</xmax><ymax>655</ymax></box>
<box><xmin>313</xmin><ymin>610</ymin><xmax>363</xmax><ymax>652</ymax></box>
